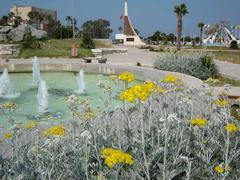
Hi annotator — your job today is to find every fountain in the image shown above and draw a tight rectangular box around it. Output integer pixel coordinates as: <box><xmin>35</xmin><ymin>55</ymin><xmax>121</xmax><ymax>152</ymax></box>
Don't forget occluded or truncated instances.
<box><xmin>37</xmin><ymin>79</ymin><xmax>48</xmax><ymax>113</ymax></box>
<box><xmin>0</xmin><ymin>68</ymin><xmax>20</xmax><ymax>99</ymax></box>
<box><xmin>32</xmin><ymin>56</ymin><xmax>41</xmax><ymax>86</ymax></box>
<box><xmin>74</xmin><ymin>70</ymin><xmax>86</xmax><ymax>94</ymax></box>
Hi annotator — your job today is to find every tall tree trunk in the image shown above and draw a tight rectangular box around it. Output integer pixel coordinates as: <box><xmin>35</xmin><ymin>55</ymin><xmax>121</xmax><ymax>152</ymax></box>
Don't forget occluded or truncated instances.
<box><xmin>200</xmin><ymin>28</ymin><xmax>203</xmax><ymax>46</ymax></box>
<box><xmin>177</xmin><ymin>15</ymin><xmax>182</xmax><ymax>51</ymax></box>
<box><xmin>67</xmin><ymin>21</ymin><xmax>70</xmax><ymax>38</ymax></box>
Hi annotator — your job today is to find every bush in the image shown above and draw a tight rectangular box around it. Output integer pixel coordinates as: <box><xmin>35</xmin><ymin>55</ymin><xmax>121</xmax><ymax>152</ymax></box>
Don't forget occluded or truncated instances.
<box><xmin>22</xmin><ymin>33</ymin><xmax>41</xmax><ymax>49</ymax></box>
<box><xmin>80</xmin><ymin>34</ymin><xmax>95</xmax><ymax>49</ymax></box>
<box><xmin>154</xmin><ymin>52</ymin><xmax>219</xmax><ymax>80</ymax></box>
<box><xmin>229</xmin><ymin>40</ymin><xmax>239</xmax><ymax>49</ymax></box>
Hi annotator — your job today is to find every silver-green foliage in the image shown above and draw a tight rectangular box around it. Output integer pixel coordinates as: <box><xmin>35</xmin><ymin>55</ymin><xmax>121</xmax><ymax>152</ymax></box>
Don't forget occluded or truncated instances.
<box><xmin>154</xmin><ymin>52</ymin><xmax>219</xmax><ymax>80</ymax></box>
<box><xmin>0</xmin><ymin>83</ymin><xmax>239</xmax><ymax>179</ymax></box>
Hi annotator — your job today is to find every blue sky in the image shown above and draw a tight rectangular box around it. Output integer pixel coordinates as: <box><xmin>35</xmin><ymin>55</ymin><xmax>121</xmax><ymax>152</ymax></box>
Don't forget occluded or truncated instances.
<box><xmin>0</xmin><ymin>0</ymin><xmax>240</xmax><ymax>37</ymax></box>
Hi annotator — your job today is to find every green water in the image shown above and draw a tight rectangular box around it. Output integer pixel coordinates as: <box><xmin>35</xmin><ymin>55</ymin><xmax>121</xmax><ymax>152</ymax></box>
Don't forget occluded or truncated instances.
<box><xmin>0</xmin><ymin>72</ymin><xmax>127</xmax><ymax>127</ymax></box>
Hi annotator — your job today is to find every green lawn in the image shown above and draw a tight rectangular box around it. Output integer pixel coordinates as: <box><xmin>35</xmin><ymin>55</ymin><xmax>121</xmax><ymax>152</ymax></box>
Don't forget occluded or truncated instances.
<box><xmin>183</xmin><ymin>45</ymin><xmax>240</xmax><ymax>64</ymax></box>
<box><xmin>19</xmin><ymin>38</ymin><xmax>93</xmax><ymax>58</ymax></box>
<box><xmin>211</xmin><ymin>51</ymin><xmax>240</xmax><ymax>64</ymax></box>
<box><xmin>204</xmin><ymin>76</ymin><xmax>240</xmax><ymax>87</ymax></box>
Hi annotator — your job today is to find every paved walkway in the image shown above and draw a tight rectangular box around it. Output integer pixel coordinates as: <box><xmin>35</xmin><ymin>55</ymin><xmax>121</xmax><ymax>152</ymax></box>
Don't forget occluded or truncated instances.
<box><xmin>105</xmin><ymin>46</ymin><xmax>240</xmax><ymax>81</ymax></box>
<box><xmin>215</xmin><ymin>60</ymin><xmax>240</xmax><ymax>80</ymax></box>
<box><xmin>105</xmin><ymin>46</ymin><xmax>159</xmax><ymax>66</ymax></box>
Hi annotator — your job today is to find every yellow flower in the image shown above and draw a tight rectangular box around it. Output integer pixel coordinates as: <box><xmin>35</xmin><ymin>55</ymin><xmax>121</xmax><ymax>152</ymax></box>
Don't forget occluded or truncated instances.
<box><xmin>119</xmin><ymin>81</ymin><xmax>161</xmax><ymax>103</ymax></box>
<box><xmin>72</xmin><ymin>111</ymin><xmax>81</xmax><ymax>117</ymax></box>
<box><xmin>118</xmin><ymin>72</ymin><xmax>135</xmax><ymax>82</ymax></box>
<box><xmin>27</xmin><ymin>121</ymin><xmax>38</xmax><ymax>129</ymax></box>
<box><xmin>143</xmin><ymin>81</ymin><xmax>157</xmax><ymax>93</ymax></box>
<box><xmin>162</xmin><ymin>74</ymin><xmax>181</xmax><ymax>84</ymax></box>
<box><xmin>224</xmin><ymin>123</ymin><xmax>238</xmax><ymax>133</ymax></box>
<box><xmin>204</xmin><ymin>78</ymin><xmax>220</xmax><ymax>84</ymax></box>
<box><xmin>84</xmin><ymin>110</ymin><xmax>96</xmax><ymax>121</ymax></box>
<box><xmin>214</xmin><ymin>165</ymin><xmax>224</xmax><ymax>174</ymax></box>
<box><xmin>109</xmin><ymin>75</ymin><xmax>117</xmax><ymax>80</ymax></box>
<box><xmin>156</xmin><ymin>86</ymin><xmax>165</xmax><ymax>93</ymax></box>
<box><xmin>214</xmin><ymin>99</ymin><xmax>228</xmax><ymax>107</ymax></box>
<box><xmin>1</xmin><ymin>102</ymin><xmax>17</xmax><ymax>110</ymax></box>
<box><xmin>4</xmin><ymin>132</ymin><xmax>13</xmax><ymax>139</ymax></box>
<box><xmin>191</xmin><ymin>117</ymin><xmax>208</xmax><ymax>127</ymax></box>
<box><xmin>42</xmin><ymin>125</ymin><xmax>66</xmax><ymax>137</ymax></box>
<box><xmin>101</xmin><ymin>148</ymin><xmax>134</xmax><ymax>168</ymax></box>
<box><xmin>97</xmin><ymin>172</ymin><xmax>106</xmax><ymax>180</ymax></box>
<box><xmin>225</xmin><ymin>165</ymin><xmax>232</xmax><ymax>172</ymax></box>
<box><xmin>119</xmin><ymin>90</ymin><xmax>136</xmax><ymax>103</ymax></box>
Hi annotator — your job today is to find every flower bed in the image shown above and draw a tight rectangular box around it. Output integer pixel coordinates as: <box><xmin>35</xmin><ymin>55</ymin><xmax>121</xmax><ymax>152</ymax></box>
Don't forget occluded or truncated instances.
<box><xmin>0</xmin><ymin>73</ymin><xmax>239</xmax><ymax>179</ymax></box>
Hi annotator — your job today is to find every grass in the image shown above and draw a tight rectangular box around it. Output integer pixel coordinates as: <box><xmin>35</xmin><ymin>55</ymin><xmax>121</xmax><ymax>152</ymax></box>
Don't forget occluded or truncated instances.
<box><xmin>94</xmin><ymin>39</ymin><xmax>112</xmax><ymax>48</ymax></box>
<box><xmin>211</xmin><ymin>51</ymin><xmax>240</xmax><ymax>64</ymax></box>
<box><xmin>204</xmin><ymin>76</ymin><xmax>240</xmax><ymax>87</ymax></box>
<box><xmin>231</xmin><ymin>105</ymin><xmax>240</xmax><ymax>121</ymax></box>
<box><xmin>19</xmin><ymin>38</ymin><xmax>93</xmax><ymax>58</ymax></box>
<box><xmin>184</xmin><ymin>45</ymin><xmax>240</xmax><ymax>64</ymax></box>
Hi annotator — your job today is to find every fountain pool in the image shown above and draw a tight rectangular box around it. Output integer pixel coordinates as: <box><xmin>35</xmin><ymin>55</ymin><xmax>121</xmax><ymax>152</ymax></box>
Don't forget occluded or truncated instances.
<box><xmin>0</xmin><ymin>72</ymin><xmax>135</xmax><ymax>127</ymax></box>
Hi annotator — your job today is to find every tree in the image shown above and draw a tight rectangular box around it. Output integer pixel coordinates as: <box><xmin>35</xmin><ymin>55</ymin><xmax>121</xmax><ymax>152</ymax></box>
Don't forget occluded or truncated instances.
<box><xmin>118</xmin><ymin>26</ymin><xmax>123</xmax><ymax>33</ymax></box>
<box><xmin>27</xmin><ymin>11</ymin><xmax>34</xmax><ymax>24</ymax></box>
<box><xmin>0</xmin><ymin>16</ymin><xmax>9</xmax><ymax>26</ymax></box>
<box><xmin>71</xmin><ymin>18</ymin><xmax>77</xmax><ymax>38</ymax></box>
<box><xmin>174</xmin><ymin>3</ymin><xmax>189</xmax><ymax>51</ymax></box>
<box><xmin>151</xmin><ymin>31</ymin><xmax>161</xmax><ymax>45</ymax></box>
<box><xmin>198</xmin><ymin>22</ymin><xmax>205</xmax><ymax>46</ymax></box>
<box><xmin>13</xmin><ymin>16</ymin><xmax>22</xmax><ymax>27</ymax></box>
<box><xmin>27</xmin><ymin>11</ymin><xmax>45</xmax><ymax>24</ymax></box>
<box><xmin>229</xmin><ymin>40</ymin><xmax>239</xmax><ymax>49</ymax></box>
<box><xmin>134</xmin><ymin>28</ymin><xmax>140</xmax><ymax>35</ymax></box>
<box><xmin>81</xmin><ymin>33</ymin><xmax>95</xmax><ymax>49</ymax></box>
<box><xmin>166</xmin><ymin>33</ymin><xmax>175</xmax><ymax>44</ymax></box>
<box><xmin>65</xmin><ymin>16</ymin><xmax>72</xmax><ymax>38</ymax></box>
<box><xmin>81</xmin><ymin>19</ymin><xmax>113</xmax><ymax>39</ymax></box>
<box><xmin>38</xmin><ymin>14</ymin><xmax>44</xmax><ymax>23</ymax></box>
<box><xmin>7</xmin><ymin>12</ymin><xmax>15</xmax><ymax>25</ymax></box>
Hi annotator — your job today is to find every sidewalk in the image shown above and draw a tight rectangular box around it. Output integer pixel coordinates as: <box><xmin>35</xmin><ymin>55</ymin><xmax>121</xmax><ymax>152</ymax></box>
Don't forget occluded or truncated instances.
<box><xmin>215</xmin><ymin>60</ymin><xmax>240</xmax><ymax>81</ymax></box>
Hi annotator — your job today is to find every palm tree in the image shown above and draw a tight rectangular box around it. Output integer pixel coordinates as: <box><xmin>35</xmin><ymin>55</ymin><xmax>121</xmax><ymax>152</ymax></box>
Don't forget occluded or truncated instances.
<box><xmin>65</xmin><ymin>16</ymin><xmax>72</xmax><ymax>38</ymax></box>
<box><xmin>198</xmin><ymin>22</ymin><xmax>205</xmax><ymax>46</ymax></box>
<box><xmin>71</xmin><ymin>18</ymin><xmax>77</xmax><ymax>39</ymax></box>
<box><xmin>174</xmin><ymin>3</ymin><xmax>189</xmax><ymax>51</ymax></box>
<box><xmin>153</xmin><ymin>31</ymin><xmax>161</xmax><ymax>45</ymax></box>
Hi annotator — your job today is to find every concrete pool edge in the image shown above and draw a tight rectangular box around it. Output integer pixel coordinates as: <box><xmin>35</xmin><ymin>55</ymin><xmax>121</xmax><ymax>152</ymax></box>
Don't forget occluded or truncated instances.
<box><xmin>0</xmin><ymin>60</ymin><xmax>204</xmax><ymax>88</ymax></box>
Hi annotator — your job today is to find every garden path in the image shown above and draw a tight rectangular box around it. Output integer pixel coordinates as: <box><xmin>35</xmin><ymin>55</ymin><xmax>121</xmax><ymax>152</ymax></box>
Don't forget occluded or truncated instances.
<box><xmin>214</xmin><ymin>60</ymin><xmax>240</xmax><ymax>81</ymax></box>
<box><xmin>105</xmin><ymin>46</ymin><xmax>240</xmax><ymax>81</ymax></box>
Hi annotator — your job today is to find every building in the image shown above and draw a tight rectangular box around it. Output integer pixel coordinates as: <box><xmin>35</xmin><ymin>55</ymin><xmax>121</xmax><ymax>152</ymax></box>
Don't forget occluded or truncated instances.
<box><xmin>116</xmin><ymin>0</ymin><xmax>145</xmax><ymax>46</ymax></box>
<box><xmin>10</xmin><ymin>4</ymin><xmax>57</xmax><ymax>32</ymax></box>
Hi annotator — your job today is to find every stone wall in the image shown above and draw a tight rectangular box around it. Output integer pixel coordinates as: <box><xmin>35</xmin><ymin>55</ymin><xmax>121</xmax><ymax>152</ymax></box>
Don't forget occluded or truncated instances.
<box><xmin>0</xmin><ymin>44</ymin><xmax>20</xmax><ymax>59</ymax></box>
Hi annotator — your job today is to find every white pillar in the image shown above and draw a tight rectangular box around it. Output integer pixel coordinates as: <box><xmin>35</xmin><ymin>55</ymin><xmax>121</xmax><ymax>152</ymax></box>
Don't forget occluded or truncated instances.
<box><xmin>124</xmin><ymin>0</ymin><xmax>128</xmax><ymax>16</ymax></box>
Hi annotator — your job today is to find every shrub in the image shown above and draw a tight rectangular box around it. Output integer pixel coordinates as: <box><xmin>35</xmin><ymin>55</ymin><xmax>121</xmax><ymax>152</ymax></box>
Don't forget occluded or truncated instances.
<box><xmin>229</xmin><ymin>40</ymin><xmax>239</xmax><ymax>49</ymax></box>
<box><xmin>136</xmin><ymin>62</ymin><xmax>142</xmax><ymax>66</ymax></box>
<box><xmin>154</xmin><ymin>52</ymin><xmax>219</xmax><ymax>80</ymax></box>
<box><xmin>22</xmin><ymin>33</ymin><xmax>41</xmax><ymax>49</ymax></box>
<box><xmin>80</xmin><ymin>34</ymin><xmax>95</xmax><ymax>49</ymax></box>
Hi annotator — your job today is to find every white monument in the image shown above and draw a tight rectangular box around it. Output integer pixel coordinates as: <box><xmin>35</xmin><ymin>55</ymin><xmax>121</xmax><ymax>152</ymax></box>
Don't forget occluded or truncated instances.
<box><xmin>116</xmin><ymin>0</ymin><xmax>145</xmax><ymax>46</ymax></box>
